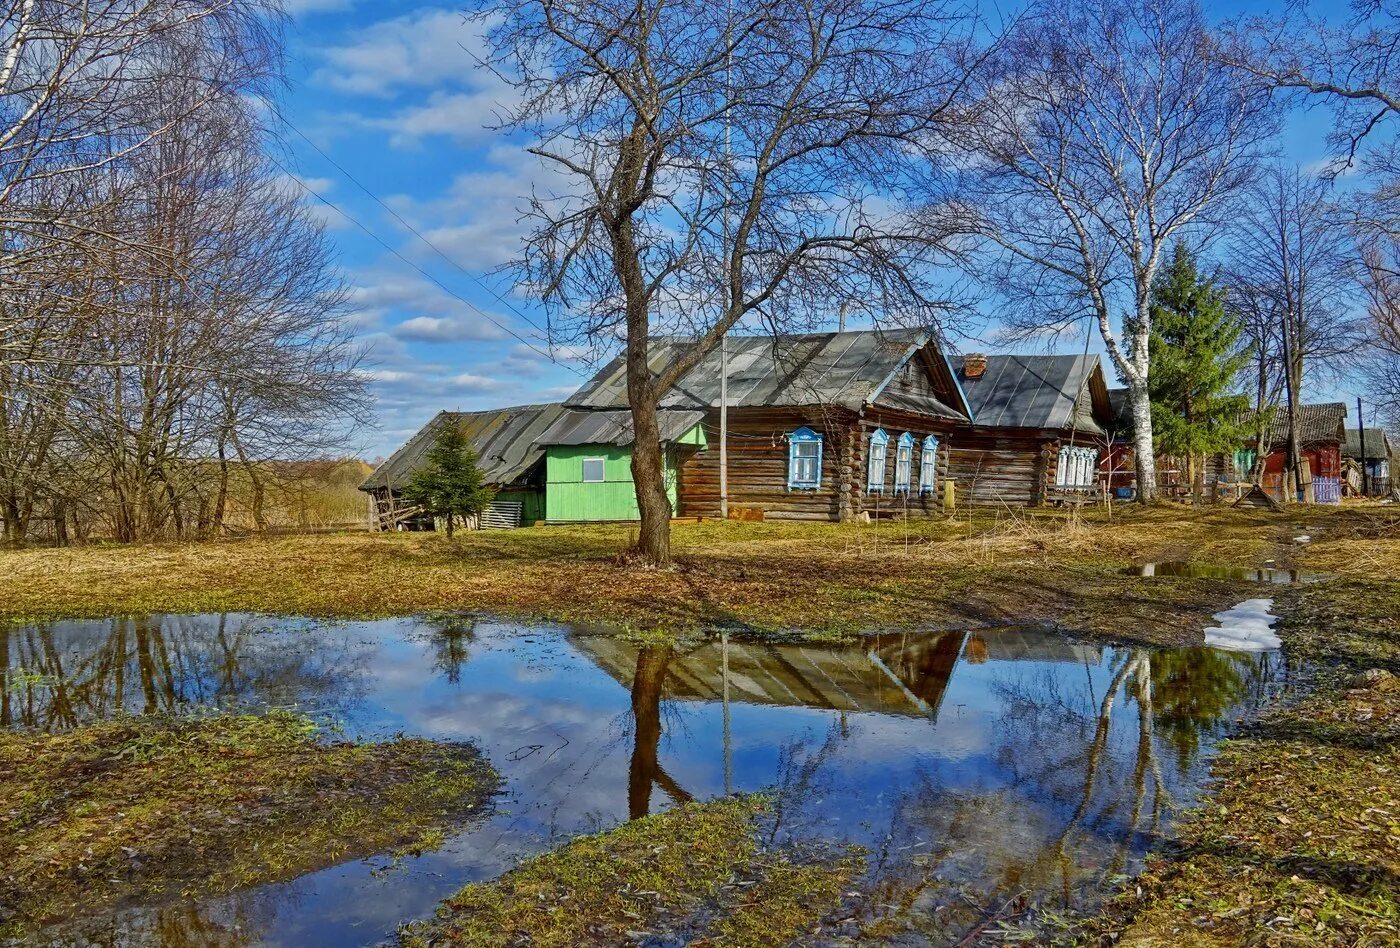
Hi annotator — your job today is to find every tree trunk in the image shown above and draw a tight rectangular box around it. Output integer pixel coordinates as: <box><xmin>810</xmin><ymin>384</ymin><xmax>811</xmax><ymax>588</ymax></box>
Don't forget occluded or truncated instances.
<box><xmin>628</xmin><ymin>399</ymin><xmax>673</xmax><ymax>564</ymax></box>
<box><xmin>1127</xmin><ymin>383</ymin><xmax>1157</xmax><ymax>502</ymax></box>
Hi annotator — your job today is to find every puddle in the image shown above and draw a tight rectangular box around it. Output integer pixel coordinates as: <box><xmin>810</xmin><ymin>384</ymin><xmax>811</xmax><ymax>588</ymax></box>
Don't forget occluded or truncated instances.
<box><xmin>2</xmin><ymin>616</ymin><xmax>1290</xmax><ymax>945</ymax></box>
<box><xmin>1128</xmin><ymin>561</ymin><xmax>1326</xmax><ymax>584</ymax></box>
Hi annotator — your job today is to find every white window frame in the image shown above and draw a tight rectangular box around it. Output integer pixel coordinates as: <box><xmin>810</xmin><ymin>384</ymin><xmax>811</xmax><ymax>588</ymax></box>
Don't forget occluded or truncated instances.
<box><xmin>894</xmin><ymin>432</ymin><xmax>914</xmax><ymax>493</ymax></box>
<box><xmin>866</xmin><ymin>428</ymin><xmax>888</xmax><ymax>492</ymax></box>
<box><xmin>1056</xmin><ymin>446</ymin><xmax>1098</xmax><ymax>489</ymax></box>
<box><xmin>787</xmin><ymin>427</ymin><xmax>824</xmax><ymax>490</ymax></box>
<box><xmin>919</xmin><ymin>435</ymin><xmax>939</xmax><ymax>495</ymax></box>
<box><xmin>581</xmin><ymin>456</ymin><xmax>606</xmax><ymax>483</ymax></box>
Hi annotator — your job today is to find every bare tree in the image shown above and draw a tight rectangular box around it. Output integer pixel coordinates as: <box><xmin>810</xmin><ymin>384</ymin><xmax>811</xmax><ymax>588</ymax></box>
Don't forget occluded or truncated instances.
<box><xmin>1223</xmin><ymin>166</ymin><xmax>1365</xmax><ymax>498</ymax></box>
<box><xmin>948</xmin><ymin>0</ymin><xmax>1276</xmax><ymax>501</ymax></box>
<box><xmin>477</xmin><ymin>0</ymin><xmax>980</xmax><ymax>564</ymax></box>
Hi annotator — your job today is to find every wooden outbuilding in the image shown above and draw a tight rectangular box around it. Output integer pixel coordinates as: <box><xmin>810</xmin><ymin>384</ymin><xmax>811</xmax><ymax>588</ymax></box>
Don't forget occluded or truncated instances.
<box><xmin>360</xmin><ymin>403</ymin><xmax>568</xmax><ymax>530</ymax></box>
<box><xmin>945</xmin><ymin>354</ymin><xmax>1117</xmax><ymax>506</ymax></box>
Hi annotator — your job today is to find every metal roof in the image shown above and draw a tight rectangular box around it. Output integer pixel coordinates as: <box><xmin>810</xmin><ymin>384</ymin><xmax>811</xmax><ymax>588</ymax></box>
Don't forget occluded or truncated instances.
<box><xmin>1344</xmin><ymin>427</ymin><xmax>1393</xmax><ymax>461</ymax></box>
<box><xmin>1261</xmin><ymin>402</ymin><xmax>1347</xmax><ymax>447</ymax></box>
<box><xmin>564</xmin><ymin>329</ymin><xmax>970</xmax><ymax>420</ymax></box>
<box><xmin>536</xmin><ymin>409</ymin><xmax>707</xmax><ymax>447</ymax></box>
<box><xmin>951</xmin><ymin>355</ymin><xmax>1111</xmax><ymax>434</ymax></box>
<box><xmin>360</xmin><ymin>403</ymin><xmax>568</xmax><ymax>492</ymax></box>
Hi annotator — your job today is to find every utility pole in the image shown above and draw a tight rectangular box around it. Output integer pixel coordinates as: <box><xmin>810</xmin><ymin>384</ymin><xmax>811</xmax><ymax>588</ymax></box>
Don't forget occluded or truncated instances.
<box><xmin>718</xmin><ymin>0</ymin><xmax>733</xmax><ymax>521</ymax></box>
<box><xmin>1358</xmin><ymin>396</ymin><xmax>1368</xmax><ymax>498</ymax></box>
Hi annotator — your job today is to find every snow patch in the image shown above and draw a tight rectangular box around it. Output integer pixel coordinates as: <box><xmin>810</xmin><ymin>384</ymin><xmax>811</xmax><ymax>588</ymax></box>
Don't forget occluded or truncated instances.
<box><xmin>1205</xmin><ymin>598</ymin><xmax>1281</xmax><ymax>652</ymax></box>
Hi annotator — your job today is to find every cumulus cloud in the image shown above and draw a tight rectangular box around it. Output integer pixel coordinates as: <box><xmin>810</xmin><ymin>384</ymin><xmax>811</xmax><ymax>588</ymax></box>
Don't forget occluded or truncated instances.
<box><xmin>313</xmin><ymin>8</ymin><xmax>492</xmax><ymax>98</ymax></box>
<box><xmin>346</xmin><ymin>273</ymin><xmax>510</xmax><ymax>344</ymax></box>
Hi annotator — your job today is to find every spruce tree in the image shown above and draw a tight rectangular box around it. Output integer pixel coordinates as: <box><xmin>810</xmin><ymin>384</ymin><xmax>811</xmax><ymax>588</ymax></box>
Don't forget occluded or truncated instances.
<box><xmin>1146</xmin><ymin>243</ymin><xmax>1253</xmax><ymax>501</ymax></box>
<box><xmin>401</xmin><ymin>419</ymin><xmax>496</xmax><ymax>537</ymax></box>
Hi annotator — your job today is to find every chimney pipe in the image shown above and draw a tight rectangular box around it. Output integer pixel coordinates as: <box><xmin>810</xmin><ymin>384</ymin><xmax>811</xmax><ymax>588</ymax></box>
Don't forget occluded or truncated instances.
<box><xmin>963</xmin><ymin>353</ymin><xmax>988</xmax><ymax>379</ymax></box>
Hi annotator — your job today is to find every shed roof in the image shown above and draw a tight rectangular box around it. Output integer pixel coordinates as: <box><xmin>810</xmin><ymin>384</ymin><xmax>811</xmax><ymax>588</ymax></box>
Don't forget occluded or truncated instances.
<box><xmin>1344</xmin><ymin>427</ymin><xmax>1393</xmax><ymax>461</ymax></box>
<box><xmin>536</xmin><ymin>408</ymin><xmax>707</xmax><ymax>447</ymax></box>
<box><xmin>360</xmin><ymin>403</ymin><xmax>567</xmax><ymax>492</ymax></box>
<box><xmin>564</xmin><ymin>329</ymin><xmax>970</xmax><ymax>421</ymax></box>
<box><xmin>951</xmin><ymin>354</ymin><xmax>1113</xmax><ymax>435</ymax></box>
<box><xmin>1260</xmin><ymin>402</ymin><xmax>1347</xmax><ymax>447</ymax></box>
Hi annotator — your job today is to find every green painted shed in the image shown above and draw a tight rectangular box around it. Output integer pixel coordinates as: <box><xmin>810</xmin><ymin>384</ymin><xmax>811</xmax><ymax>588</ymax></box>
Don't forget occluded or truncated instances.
<box><xmin>537</xmin><ymin>409</ymin><xmax>707</xmax><ymax>522</ymax></box>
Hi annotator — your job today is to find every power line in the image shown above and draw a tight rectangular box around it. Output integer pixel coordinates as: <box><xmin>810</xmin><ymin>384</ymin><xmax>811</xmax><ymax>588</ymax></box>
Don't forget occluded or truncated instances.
<box><xmin>262</xmin><ymin>150</ymin><xmax>586</xmax><ymax>378</ymax></box>
<box><xmin>267</xmin><ymin>102</ymin><xmax>557</xmax><ymax>343</ymax></box>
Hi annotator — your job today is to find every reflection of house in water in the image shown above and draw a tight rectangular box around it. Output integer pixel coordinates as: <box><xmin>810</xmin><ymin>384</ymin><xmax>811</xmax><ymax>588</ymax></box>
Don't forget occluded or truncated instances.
<box><xmin>577</xmin><ymin>628</ymin><xmax>1102</xmax><ymax>723</ymax></box>
<box><xmin>964</xmin><ymin>629</ymin><xmax>1103</xmax><ymax>665</ymax></box>
<box><xmin>578</xmin><ymin>632</ymin><xmax>971</xmax><ymax>720</ymax></box>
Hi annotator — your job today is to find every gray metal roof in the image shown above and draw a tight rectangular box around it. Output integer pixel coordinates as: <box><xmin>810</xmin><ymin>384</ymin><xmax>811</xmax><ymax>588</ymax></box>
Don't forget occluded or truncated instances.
<box><xmin>1261</xmin><ymin>402</ymin><xmax>1346</xmax><ymax>447</ymax></box>
<box><xmin>565</xmin><ymin>329</ymin><xmax>969</xmax><ymax>420</ymax></box>
<box><xmin>536</xmin><ymin>409</ymin><xmax>707</xmax><ymax>447</ymax></box>
<box><xmin>951</xmin><ymin>354</ymin><xmax>1111</xmax><ymax>435</ymax></box>
<box><xmin>360</xmin><ymin>403</ymin><xmax>568</xmax><ymax>492</ymax></box>
<box><xmin>1344</xmin><ymin>427</ymin><xmax>1392</xmax><ymax>461</ymax></box>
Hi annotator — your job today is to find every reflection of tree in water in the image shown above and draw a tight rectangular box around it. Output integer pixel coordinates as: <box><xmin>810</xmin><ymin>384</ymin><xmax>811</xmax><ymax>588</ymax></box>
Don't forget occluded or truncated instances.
<box><xmin>1</xmin><ymin>615</ymin><xmax>374</xmax><ymax>731</ymax></box>
<box><xmin>627</xmin><ymin>644</ymin><xmax>694</xmax><ymax>819</ymax></box>
<box><xmin>1150</xmin><ymin>647</ymin><xmax>1263</xmax><ymax>771</ymax></box>
<box><xmin>833</xmin><ymin>643</ymin><xmax>1274</xmax><ymax>938</ymax></box>
<box><xmin>425</xmin><ymin>613</ymin><xmax>478</xmax><ymax>684</ymax></box>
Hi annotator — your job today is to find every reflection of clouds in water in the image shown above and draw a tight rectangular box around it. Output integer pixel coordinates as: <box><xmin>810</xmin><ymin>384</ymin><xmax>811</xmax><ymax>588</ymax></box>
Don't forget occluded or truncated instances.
<box><xmin>4</xmin><ymin>618</ymin><xmax>1289</xmax><ymax>947</ymax></box>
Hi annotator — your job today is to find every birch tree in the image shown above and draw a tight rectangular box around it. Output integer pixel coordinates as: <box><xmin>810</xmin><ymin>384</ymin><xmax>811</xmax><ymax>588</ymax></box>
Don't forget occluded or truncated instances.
<box><xmin>477</xmin><ymin>0</ymin><xmax>980</xmax><ymax>564</ymax></box>
<box><xmin>949</xmin><ymin>0</ymin><xmax>1275</xmax><ymax>501</ymax></box>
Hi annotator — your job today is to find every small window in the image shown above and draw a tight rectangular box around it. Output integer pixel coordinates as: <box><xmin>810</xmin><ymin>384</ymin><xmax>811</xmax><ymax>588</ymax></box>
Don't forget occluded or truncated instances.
<box><xmin>867</xmin><ymin>428</ymin><xmax>888</xmax><ymax>492</ymax></box>
<box><xmin>919</xmin><ymin>435</ymin><xmax>939</xmax><ymax>494</ymax></box>
<box><xmin>894</xmin><ymin>432</ymin><xmax>914</xmax><ymax>493</ymax></box>
<box><xmin>787</xmin><ymin>427</ymin><xmax>823</xmax><ymax>490</ymax></box>
<box><xmin>582</xmin><ymin>457</ymin><xmax>606</xmax><ymax>483</ymax></box>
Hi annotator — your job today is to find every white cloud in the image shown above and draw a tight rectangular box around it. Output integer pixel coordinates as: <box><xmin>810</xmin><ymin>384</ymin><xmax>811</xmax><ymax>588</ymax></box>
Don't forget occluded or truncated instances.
<box><xmin>393</xmin><ymin>314</ymin><xmax>492</xmax><ymax>342</ymax></box>
<box><xmin>313</xmin><ymin>8</ymin><xmax>498</xmax><ymax>96</ymax></box>
<box><xmin>385</xmin><ymin>146</ymin><xmax>578</xmax><ymax>271</ymax></box>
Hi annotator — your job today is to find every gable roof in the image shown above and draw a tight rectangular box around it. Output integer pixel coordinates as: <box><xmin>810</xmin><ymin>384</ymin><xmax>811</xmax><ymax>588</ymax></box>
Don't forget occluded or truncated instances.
<box><xmin>536</xmin><ymin>408</ymin><xmax>707</xmax><ymax>447</ymax></box>
<box><xmin>1261</xmin><ymin>402</ymin><xmax>1346</xmax><ymax>447</ymax></box>
<box><xmin>564</xmin><ymin>329</ymin><xmax>970</xmax><ymax>421</ymax></box>
<box><xmin>1344</xmin><ymin>427</ymin><xmax>1393</xmax><ymax>461</ymax></box>
<box><xmin>950</xmin><ymin>354</ymin><xmax>1113</xmax><ymax>435</ymax></box>
<box><xmin>360</xmin><ymin>403</ymin><xmax>568</xmax><ymax>492</ymax></box>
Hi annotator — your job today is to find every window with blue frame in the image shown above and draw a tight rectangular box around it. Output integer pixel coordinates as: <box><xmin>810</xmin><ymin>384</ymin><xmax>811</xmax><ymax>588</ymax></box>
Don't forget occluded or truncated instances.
<box><xmin>919</xmin><ymin>435</ymin><xmax>939</xmax><ymax>494</ymax></box>
<box><xmin>894</xmin><ymin>432</ymin><xmax>914</xmax><ymax>493</ymax></box>
<box><xmin>866</xmin><ymin>428</ymin><xmax>888</xmax><ymax>492</ymax></box>
<box><xmin>787</xmin><ymin>427</ymin><xmax>823</xmax><ymax>490</ymax></box>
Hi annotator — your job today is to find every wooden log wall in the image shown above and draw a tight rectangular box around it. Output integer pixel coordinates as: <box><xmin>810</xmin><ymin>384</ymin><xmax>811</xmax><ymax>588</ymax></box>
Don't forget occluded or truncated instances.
<box><xmin>945</xmin><ymin>428</ymin><xmax>1050</xmax><ymax>507</ymax></box>
<box><xmin>677</xmin><ymin>407</ymin><xmax>849</xmax><ymax>521</ymax></box>
<box><xmin>676</xmin><ymin>407</ymin><xmax>959</xmax><ymax>522</ymax></box>
<box><xmin>853</xmin><ymin>410</ymin><xmax>955</xmax><ymax>519</ymax></box>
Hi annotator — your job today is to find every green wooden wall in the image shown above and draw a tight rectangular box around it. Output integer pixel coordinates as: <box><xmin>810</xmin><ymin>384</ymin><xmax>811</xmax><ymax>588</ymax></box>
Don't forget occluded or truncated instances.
<box><xmin>545</xmin><ymin>424</ymin><xmax>705</xmax><ymax>522</ymax></box>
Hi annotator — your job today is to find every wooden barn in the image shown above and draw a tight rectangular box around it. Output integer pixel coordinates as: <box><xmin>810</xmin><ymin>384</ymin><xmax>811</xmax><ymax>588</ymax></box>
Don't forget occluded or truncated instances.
<box><xmin>560</xmin><ymin>329</ymin><xmax>973</xmax><ymax>522</ymax></box>
<box><xmin>1232</xmin><ymin>403</ymin><xmax>1347</xmax><ymax>504</ymax></box>
<box><xmin>1343</xmin><ymin>427</ymin><xmax>1394</xmax><ymax>497</ymax></box>
<box><xmin>360</xmin><ymin>403</ymin><xmax>568</xmax><ymax>530</ymax></box>
<box><xmin>945</xmin><ymin>354</ymin><xmax>1117</xmax><ymax>506</ymax></box>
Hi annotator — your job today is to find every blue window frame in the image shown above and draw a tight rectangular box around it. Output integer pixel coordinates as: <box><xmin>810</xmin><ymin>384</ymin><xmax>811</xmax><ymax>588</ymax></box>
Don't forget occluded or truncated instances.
<box><xmin>894</xmin><ymin>432</ymin><xmax>914</xmax><ymax>493</ymax></box>
<box><xmin>866</xmin><ymin>428</ymin><xmax>888</xmax><ymax>492</ymax></box>
<box><xmin>919</xmin><ymin>435</ymin><xmax>939</xmax><ymax>494</ymax></box>
<box><xmin>787</xmin><ymin>427</ymin><xmax>823</xmax><ymax>490</ymax></box>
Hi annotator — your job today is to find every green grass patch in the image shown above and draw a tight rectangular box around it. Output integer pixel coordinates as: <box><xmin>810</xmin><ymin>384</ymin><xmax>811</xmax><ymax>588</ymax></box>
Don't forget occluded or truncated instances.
<box><xmin>0</xmin><ymin>711</ymin><xmax>498</xmax><ymax>936</ymax></box>
<box><xmin>400</xmin><ymin>797</ymin><xmax>862</xmax><ymax>947</ymax></box>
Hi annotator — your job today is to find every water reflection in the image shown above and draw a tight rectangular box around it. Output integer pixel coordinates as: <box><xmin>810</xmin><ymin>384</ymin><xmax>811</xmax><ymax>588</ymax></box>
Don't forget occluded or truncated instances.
<box><xmin>1128</xmin><ymin>561</ymin><xmax>1325</xmax><ymax>583</ymax></box>
<box><xmin>2</xmin><ymin>616</ymin><xmax>1286</xmax><ymax>946</ymax></box>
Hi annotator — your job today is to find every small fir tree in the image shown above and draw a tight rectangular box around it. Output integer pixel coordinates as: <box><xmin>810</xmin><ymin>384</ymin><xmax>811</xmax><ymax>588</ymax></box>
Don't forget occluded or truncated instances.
<box><xmin>1146</xmin><ymin>243</ymin><xmax>1253</xmax><ymax>500</ymax></box>
<box><xmin>401</xmin><ymin>420</ymin><xmax>496</xmax><ymax>537</ymax></box>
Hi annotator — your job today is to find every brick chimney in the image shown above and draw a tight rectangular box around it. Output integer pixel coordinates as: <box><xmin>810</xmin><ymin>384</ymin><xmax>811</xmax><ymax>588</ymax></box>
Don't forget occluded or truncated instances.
<box><xmin>962</xmin><ymin>353</ymin><xmax>988</xmax><ymax>379</ymax></box>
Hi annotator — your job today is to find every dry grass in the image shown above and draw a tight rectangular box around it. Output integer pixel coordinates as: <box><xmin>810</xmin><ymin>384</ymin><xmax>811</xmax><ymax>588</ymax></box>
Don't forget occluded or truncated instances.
<box><xmin>2</xmin><ymin>505</ymin><xmax>1395</xmax><ymax>642</ymax></box>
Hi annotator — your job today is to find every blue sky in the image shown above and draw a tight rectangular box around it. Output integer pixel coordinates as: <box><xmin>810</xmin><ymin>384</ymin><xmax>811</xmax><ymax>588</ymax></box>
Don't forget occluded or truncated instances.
<box><xmin>275</xmin><ymin>0</ymin><xmax>1349</xmax><ymax>459</ymax></box>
